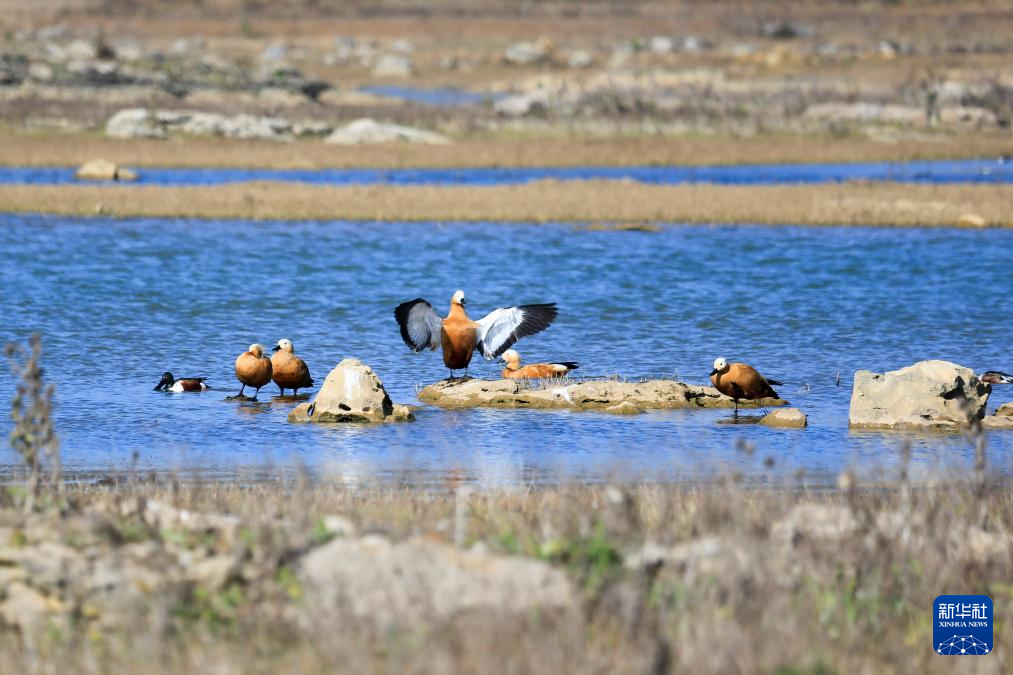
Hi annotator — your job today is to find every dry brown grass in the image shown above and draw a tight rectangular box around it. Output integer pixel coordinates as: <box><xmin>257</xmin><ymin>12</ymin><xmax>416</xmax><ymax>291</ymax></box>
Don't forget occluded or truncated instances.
<box><xmin>0</xmin><ymin>476</ymin><xmax>1011</xmax><ymax>674</ymax></box>
<box><xmin>2</xmin><ymin>180</ymin><xmax>1010</xmax><ymax>227</ymax></box>
<box><xmin>2</xmin><ymin>131</ymin><xmax>1011</xmax><ymax>169</ymax></box>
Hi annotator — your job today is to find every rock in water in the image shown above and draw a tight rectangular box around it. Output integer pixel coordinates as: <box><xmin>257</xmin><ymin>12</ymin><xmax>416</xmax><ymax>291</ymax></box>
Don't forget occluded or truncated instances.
<box><xmin>298</xmin><ymin>535</ymin><xmax>574</xmax><ymax>629</ymax></box>
<box><xmin>74</xmin><ymin>158</ymin><xmax>137</xmax><ymax>181</ymax></box>
<box><xmin>288</xmin><ymin>359</ymin><xmax>407</xmax><ymax>423</ymax></box>
<box><xmin>760</xmin><ymin>407</ymin><xmax>807</xmax><ymax>428</ymax></box>
<box><xmin>849</xmin><ymin>360</ymin><xmax>990</xmax><ymax>430</ymax></box>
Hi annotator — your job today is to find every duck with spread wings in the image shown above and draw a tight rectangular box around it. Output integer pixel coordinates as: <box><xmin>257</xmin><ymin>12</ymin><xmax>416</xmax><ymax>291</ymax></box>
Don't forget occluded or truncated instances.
<box><xmin>395</xmin><ymin>290</ymin><xmax>558</xmax><ymax>379</ymax></box>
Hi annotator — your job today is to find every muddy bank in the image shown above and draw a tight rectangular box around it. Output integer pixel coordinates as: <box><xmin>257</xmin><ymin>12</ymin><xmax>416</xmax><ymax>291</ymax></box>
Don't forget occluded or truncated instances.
<box><xmin>417</xmin><ymin>377</ymin><xmax>786</xmax><ymax>411</ymax></box>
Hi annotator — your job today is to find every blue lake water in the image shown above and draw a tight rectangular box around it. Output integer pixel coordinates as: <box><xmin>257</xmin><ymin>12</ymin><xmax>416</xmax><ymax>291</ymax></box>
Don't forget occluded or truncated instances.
<box><xmin>358</xmin><ymin>84</ymin><xmax>491</xmax><ymax>107</ymax></box>
<box><xmin>0</xmin><ymin>158</ymin><xmax>1009</xmax><ymax>187</ymax></box>
<box><xmin>1</xmin><ymin>214</ymin><xmax>1011</xmax><ymax>487</ymax></box>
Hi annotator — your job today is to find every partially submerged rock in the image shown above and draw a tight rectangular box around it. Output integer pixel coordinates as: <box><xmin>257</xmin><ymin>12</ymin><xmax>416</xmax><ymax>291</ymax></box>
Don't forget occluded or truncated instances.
<box><xmin>324</xmin><ymin>118</ymin><xmax>450</xmax><ymax>145</ymax></box>
<box><xmin>848</xmin><ymin>360</ymin><xmax>990</xmax><ymax>431</ymax></box>
<box><xmin>418</xmin><ymin>378</ymin><xmax>786</xmax><ymax>411</ymax></box>
<box><xmin>74</xmin><ymin>158</ymin><xmax>137</xmax><ymax>181</ymax></box>
<box><xmin>298</xmin><ymin>535</ymin><xmax>574</xmax><ymax>629</ymax></box>
<box><xmin>288</xmin><ymin>359</ymin><xmax>413</xmax><ymax>424</ymax></box>
<box><xmin>760</xmin><ymin>407</ymin><xmax>807</xmax><ymax>428</ymax></box>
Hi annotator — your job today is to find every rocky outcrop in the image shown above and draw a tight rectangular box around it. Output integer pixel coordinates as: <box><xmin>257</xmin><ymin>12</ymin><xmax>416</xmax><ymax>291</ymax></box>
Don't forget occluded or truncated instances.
<box><xmin>324</xmin><ymin>118</ymin><xmax>450</xmax><ymax>145</ymax></box>
<box><xmin>418</xmin><ymin>378</ymin><xmax>785</xmax><ymax>411</ymax></box>
<box><xmin>760</xmin><ymin>407</ymin><xmax>807</xmax><ymax>428</ymax></box>
<box><xmin>74</xmin><ymin>158</ymin><xmax>137</xmax><ymax>181</ymax></box>
<box><xmin>298</xmin><ymin>535</ymin><xmax>575</xmax><ymax>629</ymax></box>
<box><xmin>288</xmin><ymin>359</ymin><xmax>413</xmax><ymax>424</ymax></box>
<box><xmin>848</xmin><ymin>360</ymin><xmax>990</xmax><ymax>431</ymax></box>
<box><xmin>106</xmin><ymin>108</ymin><xmax>331</xmax><ymax>141</ymax></box>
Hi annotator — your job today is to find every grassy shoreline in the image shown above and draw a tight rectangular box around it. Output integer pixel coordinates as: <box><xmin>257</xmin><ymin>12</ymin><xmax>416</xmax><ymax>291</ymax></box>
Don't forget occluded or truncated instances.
<box><xmin>2</xmin><ymin>180</ymin><xmax>1009</xmax><ymax>227</ymax></box>
<box><xmin>2</xmin><ymin>131</ymin><xmax>1011</xmax><ymax>170</ymax></box>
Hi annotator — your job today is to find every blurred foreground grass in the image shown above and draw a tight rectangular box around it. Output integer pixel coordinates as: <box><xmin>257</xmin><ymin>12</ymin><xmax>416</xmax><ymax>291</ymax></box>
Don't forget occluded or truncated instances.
<box><xmin>0</xmin><ymin>472</ymin><xmax>1010</xmax><ymax>674</ymax></box>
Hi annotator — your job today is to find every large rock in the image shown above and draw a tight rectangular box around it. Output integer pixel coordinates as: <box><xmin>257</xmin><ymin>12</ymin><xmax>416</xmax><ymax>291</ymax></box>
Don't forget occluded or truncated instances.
<box><xmin>849</xmin><ymin>360</ymin><xmax>990</xmax><ymax>430</ymax></box>
<box><xmin>298</xmin><ymin>535</ymin><xmax>574</xmax><ymax>629</ymax></box>
<box><xmin>288</xmin><ymin>359</ymin><xmax>412</xmax><ymax>423</ymax></box>
<box><xmin>418</xmin><ymin>378</ymin><xmax>786</xmax><ymax>411</ymax></box>
<box><xmin>324</xmin><ymin>118</ymin><xmax>450</xmax><ymax>145</ymax></box>
<box><xmin>75</xmin><ymin>158</ymin><xmax>137</xmax><ymax>181</ymax></box>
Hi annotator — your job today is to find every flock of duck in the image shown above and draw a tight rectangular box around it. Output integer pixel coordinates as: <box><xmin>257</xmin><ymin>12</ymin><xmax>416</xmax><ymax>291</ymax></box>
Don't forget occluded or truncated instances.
<box><xmin>156</xmin><ymin>290</ymin><xmax>1013</xmax><ymax>413</ymax></box>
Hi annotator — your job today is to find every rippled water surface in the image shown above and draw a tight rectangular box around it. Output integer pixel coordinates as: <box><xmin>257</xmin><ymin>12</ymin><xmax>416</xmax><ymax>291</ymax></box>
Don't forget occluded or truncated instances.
<box><xmin>0</xmin><ymin>158</ymin><xmax>1009</xmax><ymax>187</ymax></box>
<box><xmin>1</xmin><ymin>215</ymin><xmax>1010</xmax><ymax>486</ymax></box>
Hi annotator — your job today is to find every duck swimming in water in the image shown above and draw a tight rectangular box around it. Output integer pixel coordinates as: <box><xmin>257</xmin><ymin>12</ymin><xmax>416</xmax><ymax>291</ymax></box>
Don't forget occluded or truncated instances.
<box><xmin>153</xmin><ymin>372</ymin><xmax>209</xmax><ymax>392</ymax></box>
<box><xmin>981</xmin><ymin>371</ymin><xmax>1013</xmax><ymax>385</ymax></box>
<box><xmin>500</xmin><ymin>349</ymin><xmax>578</xmax><ymax>379</ymax></box>
<box><xmin>395</xmin><ymin>290</ymin><xmax>558</xmax><ymax>379</ymax></box>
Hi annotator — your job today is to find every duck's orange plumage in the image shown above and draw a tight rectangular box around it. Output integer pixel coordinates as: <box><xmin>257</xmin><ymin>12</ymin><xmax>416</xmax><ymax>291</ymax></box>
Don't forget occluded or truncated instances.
<box><xmin>395</xmin><ymin>290</ymin><xmax>558</xmax><ymax>377</ymax></box>
<box><xmin>270</xmin><ymin>339</ymin><xmax>313</xmax><ymax>395</ymax></box>
<box><xmin>500</xmin><ymin>349</ymin><xmax>578</xmax><ymax>379</ymax></box>
<box><xmin>235</xmin><ymin>344</ymin><xmax>273</xmax><ymax>397</ymax></box>
<box><xmin>709</xmin><ymin>358</ymin><xmax>782</xmax><ymax>406</ymax></box>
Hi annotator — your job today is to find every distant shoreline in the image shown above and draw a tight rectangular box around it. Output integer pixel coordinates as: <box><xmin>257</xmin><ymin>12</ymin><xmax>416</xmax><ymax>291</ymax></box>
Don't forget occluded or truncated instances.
<box><xmin>1</xmin><ymin>180</ymin><xmax>1009</xmax><ymax>228</ymax></box>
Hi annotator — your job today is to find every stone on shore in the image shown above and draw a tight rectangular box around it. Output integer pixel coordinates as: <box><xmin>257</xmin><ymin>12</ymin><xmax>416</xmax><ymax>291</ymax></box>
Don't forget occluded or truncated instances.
<box><xmin>288</xmin><ymin>359</ymin><xmax>413</xmax><ymax>424</ymax></box>
<box><xmin>760</xmin><ymin>407</ymin><xmax>807</xmax><ymax>428</ymax></box>
<box><xmin>997</xmin><ymin>402</ymin><xmax>1013</xmax><ymax>417</ymax></box>
<box><xmin>75</xmin><ymin>158</ymin><xmax>138</xmax><ymax>181</ymax></box>
<box><xmin>298</xmin><ymin>535</ymin><xmax>575</xmax><ymax>629</ymax></box>
<box><xmin>418</xmin><ymin>378</ymin><xmax>786</xmax><ymax>411</ymax></box>
<box><xmin>324</xmin><ymin>118</ymin><xmax>450</xmax><ymax>145</ymax></box>
<box><xmin>106</xmin><ymin>107</ymin><xmax>163</xmax><ymax>139</ymax></box>
<box><xmin>848</xmin><ymin>360</ymin><xmax>990</xmax><ymax>431</ymax></box>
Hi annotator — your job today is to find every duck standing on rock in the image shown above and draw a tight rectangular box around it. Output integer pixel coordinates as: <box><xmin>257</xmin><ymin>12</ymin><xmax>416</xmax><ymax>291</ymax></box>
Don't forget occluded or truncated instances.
<box><xmin>501</xmin><ymin>349</ymin><xmax>578</xmax><ymax>379</ymax></box>
<box><xmin>709</xmin><ymin>357</ymin><xmax>783</xmax><ymax>415</ymax></box>
<box><xmin>395</xmin><ymin>290</ymin><xmax>558</xmax><ymax>379</ymax></box>
<box><xmin>233</xmin><ymin>344</ymin><xmax>273</xmax><ymax>400</ymax></box>
<box><xmin>981</xmin><ymin>371</ymin><xmax>1013</xmax><ymax>385</ymax></box>
<box><xmin>153</xmin><ymin>372</ymin><xmax>209</xmax><ymax>392</ymax></box>
<box><xmin>271</xmin><ymin>338</ymin><xmax>314</xmax><ymax>396</ymax></box>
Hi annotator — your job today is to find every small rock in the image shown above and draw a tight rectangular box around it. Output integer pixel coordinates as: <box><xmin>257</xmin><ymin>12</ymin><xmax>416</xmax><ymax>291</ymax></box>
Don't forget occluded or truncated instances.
<box><xmin>760</xmin><ymin>407</ymin><xmax>807</xmax><ymax>428</ymax></box>
<box><xmin>566</xmin><ymin>50</ymin><xmax>594</xmax><ymax>69</ymax></box>
<box><xmin>504</xmin><ymin>40</ymin><xmax>550</xmax><ymax>66</ymax></box>
<box><xmin>772</xmin><ymin>504</ymin><xmax>859</xmax><ymax>544</ymax></box>
<box><xmin>187</xmin><ymin>555</ymin><xmax>239</xmax><ymax>592</ymax></box>
<box><xmin>957</xmin><ymin>213</ymin><xmax>987</xmax><ymax>228</ymax></box>
<box><xmin>997</xmin><ymin>403</ymin><xmax>1013</xmax><ymax>417</ymax></box>
<box><xmin>324</xmin><ymin>118</ymin><xmax>450</xmax><ymax>145</ymax></box>
<box><xmin>604</xmin><ymin>402</ymin><xmax>644</xmax><ymax>415</ymax></box>
<box><xmin>106</xmin><ymin>108</ymin><xmax>163</xmax><ymax>139</ymax></box>
<box><xmin>0</xmin><ymin>582</ymin><xmax>54</xmax><ymax>631</ymax></box>
<box><xmin>982</xmin><ymin>416</ymin><xmax>1013</xmax><ymax>430</ymax></box>
<box><xmin>371</xmin><ymin>53</ymin><xmax>413</xmax><ymax>78</ymax></box>
<box><xmin>64</xmin><ymin>38</ymin><xmax>96</xmax><ymax>60</ymax></box>
<box><xmin>494</xmin><ymin>91</ymin><xmax>550</xmax><ymax>117</ymax></box>
<box><xmin>27</xmin><ymin>62</ymin><xmax>54</xmax><ymax>82</ymax></box>
<box><xmin>649</xmin><ymin>36</ymin><xmax>674</xmax><ymax>54</ymax></box>
<box><xmin>75</xmin><ymin>158</ymin><xmax>138</xmax><ymax>182</ymax></box>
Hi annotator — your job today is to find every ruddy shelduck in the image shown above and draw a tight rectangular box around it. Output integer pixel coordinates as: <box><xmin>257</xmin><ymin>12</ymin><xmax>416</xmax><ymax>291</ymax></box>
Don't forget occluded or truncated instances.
<box><xmin>234</xmin><ymin>343</ymin><xmax>273</xmax><ymax>399</ymax></box>
<box><xmin>395</xmin><ymin>290</ymin><xmax>558</xmax><ymax>378</ymax></box>
<box><xmin>501</xmin><ymin>349</ymin><xmax>578</xmax><ymax>379</ymax></box>
<box><xmin>981</xmin><ymin>371</ymin><xmax>1013</xmax><ymax>385</ymax></box>
<box><xmin>709</xmin><ymin>357</ymin><xmax>783</xmax><ymax>414</ymax></box>
<box><xmin>153</xmin><ymin>372</ymin><xmax>209</xmax><ymax>392</ymax></box>
<box><xmin>270</xmin><ymin>338</ymin><xmax>314</xmax><ymax>396</ymax></box>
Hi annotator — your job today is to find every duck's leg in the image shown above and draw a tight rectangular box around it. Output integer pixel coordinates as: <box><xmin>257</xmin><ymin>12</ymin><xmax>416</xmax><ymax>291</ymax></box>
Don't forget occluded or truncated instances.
<box><xmin>237</xmin><ymin>384</ymin><xmax>246</xmax><ymax>397</ymax></box>
<box><xmin>448</xmin><ymin>369</ymin><xmax>455</xmax><ymax>381</ymax></box>
<box><xmin>252</xmin><ymin>386</ymin><xmax>260</xmax><ymax>401</ymax></box>
<box><xmin>733</xmin><ymin>398</ymin><xmax>739</xmax><ymax>418</ymax></box>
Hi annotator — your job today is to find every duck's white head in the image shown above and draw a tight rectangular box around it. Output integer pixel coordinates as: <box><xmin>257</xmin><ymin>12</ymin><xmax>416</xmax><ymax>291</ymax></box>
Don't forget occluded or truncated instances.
<box><xmin>273</xmin><ymin>338</ymin><xmax>294</xmax><ymax>353</ymax></box>
<box><xmin>451</xmin><ymin>289</ymin><xmax>466</xmax><ymax>306</ymax></box>
<box><xmin>249</xmin><ymin>343</ymin><xmax>265</xmax><ymax>357</ymax></box>
<box><xmin>710</xmin><ymin>357</ymin><xmax>728</xmax><ymax>376</ymax></box>
<box><xmin>502</xmin><ymin>349</ymin><xmax>521</xmax><ymax>364</ymax></box>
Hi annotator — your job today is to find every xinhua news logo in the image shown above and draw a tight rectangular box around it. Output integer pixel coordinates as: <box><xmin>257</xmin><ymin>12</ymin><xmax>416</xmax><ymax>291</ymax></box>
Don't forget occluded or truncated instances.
<box><xmin>934</xmin><ymin>595</ymin><xmax>992</xmax><ymax>655</ymax></box>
